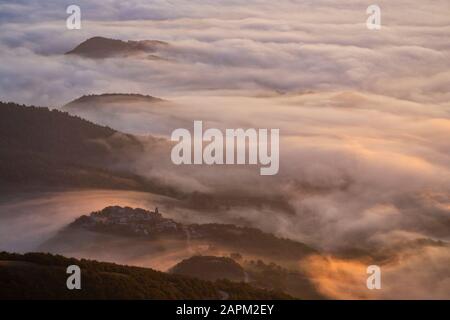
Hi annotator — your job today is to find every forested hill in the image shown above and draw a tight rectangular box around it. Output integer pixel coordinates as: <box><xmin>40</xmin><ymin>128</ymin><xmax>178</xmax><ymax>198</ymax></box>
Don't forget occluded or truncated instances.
<box><xmin>0</xmin><ymin>252</ymin><xmax>292</xmax><ymax>300</ymax></box>
<box><xmin>0</xmin><ymin>101</ymin><xmax>117</xmax><ymax>158</ymax></box>
<box><xmin>0</xmin><ymin>101</ymin><xmax>157</xmax><ymax>191</ymax></box>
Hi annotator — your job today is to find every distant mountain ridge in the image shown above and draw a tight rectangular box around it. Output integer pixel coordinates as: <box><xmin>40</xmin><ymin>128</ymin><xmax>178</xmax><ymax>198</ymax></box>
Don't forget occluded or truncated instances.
<box><xmin>65</xmin><ymin>36</ymin><xmax>169</xmax><ymax>59</ymax></box>
<box><xmin>61</xmin><ymin>92</ymin><xmax>177</xmax><ymax>136</ymax></box>
<box><xmin>65</xmin><ymin>93</ymin><xmax>165</xmax><ymax>106</ymax></box>
<box><xmin>64</xmin><ymin>93</ymin><xmax>166</xmax><ymax>112</ymax></box>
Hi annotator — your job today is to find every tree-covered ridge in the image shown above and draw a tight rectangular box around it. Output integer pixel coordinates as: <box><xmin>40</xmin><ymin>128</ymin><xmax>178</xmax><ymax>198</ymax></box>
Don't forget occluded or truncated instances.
<box><xmin>0</xmin><ymin>101</ymin><xmax>175</xmax><ymax>194</ymax></box>
<box><xmin>0</xmin><ymin>252</ymin><xmax>292</xmax><ymax>300</ymax></box>
<box><xmin>0</xmin><ymin>101</ymin><xmax>117</xmax><ymax>154</ymax></box>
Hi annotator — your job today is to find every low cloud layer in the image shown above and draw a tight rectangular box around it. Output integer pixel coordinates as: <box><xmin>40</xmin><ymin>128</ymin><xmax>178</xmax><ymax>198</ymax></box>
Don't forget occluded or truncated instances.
<box><xmin>1</xmin><ymin>0</ymin><xmax>450</xmax><ymax>106</ymax></box>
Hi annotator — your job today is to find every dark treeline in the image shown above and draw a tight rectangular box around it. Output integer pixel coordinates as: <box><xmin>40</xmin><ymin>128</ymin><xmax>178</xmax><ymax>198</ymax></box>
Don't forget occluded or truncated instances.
<box><xmin>0</xmin><ymin>252</ymin><xmax>292</xmax><ymax>300</ymax></box>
